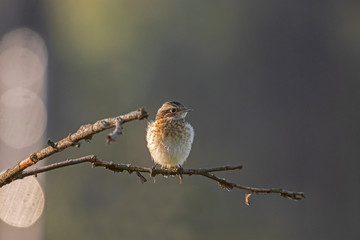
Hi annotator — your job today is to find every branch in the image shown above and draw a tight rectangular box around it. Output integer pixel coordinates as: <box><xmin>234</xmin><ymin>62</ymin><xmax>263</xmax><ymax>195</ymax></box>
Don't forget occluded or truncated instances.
<box><xmin>0</xmin><ymin>108</ymin><xmax>148</xmax><ymax>187</ymax></box>
<box><xmin>15</xmin><ymin>155</ymin><xmax>305</xmax><ymax>204</ymax></box>
<box><xmin>0</xmin><ymin>107</ymin><xmax>305</xmax><ymax>205</ymax></box>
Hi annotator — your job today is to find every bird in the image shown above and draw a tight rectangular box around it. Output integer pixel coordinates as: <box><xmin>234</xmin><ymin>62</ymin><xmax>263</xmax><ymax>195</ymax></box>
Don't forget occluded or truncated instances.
<box><xmin>146</xmin><ymin>101</ymin><xmax>194</xmax><ymax>169</ymax></box>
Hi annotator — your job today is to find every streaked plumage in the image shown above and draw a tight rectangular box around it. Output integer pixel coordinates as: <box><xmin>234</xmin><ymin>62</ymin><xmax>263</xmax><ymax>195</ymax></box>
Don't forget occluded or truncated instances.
<box><xmin>146</xmin><ymin>101</ymin><xmax>194</xmax><ymax>168</ymax></box>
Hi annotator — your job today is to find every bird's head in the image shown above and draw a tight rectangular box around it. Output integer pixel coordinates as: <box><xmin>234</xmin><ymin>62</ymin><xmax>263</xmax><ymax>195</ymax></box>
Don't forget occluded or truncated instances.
<box><xmin>155</xmin><ymin>101</ymin><xmax>192</xmax><ymax>120</ymax></box>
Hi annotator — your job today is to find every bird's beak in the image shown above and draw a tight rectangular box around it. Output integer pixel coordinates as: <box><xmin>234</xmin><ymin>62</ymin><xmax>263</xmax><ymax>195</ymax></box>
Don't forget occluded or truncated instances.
<box><xmin>180</xmin><ymin>108</ymin><xmax>193</xmax><ymax>113</ymax></box>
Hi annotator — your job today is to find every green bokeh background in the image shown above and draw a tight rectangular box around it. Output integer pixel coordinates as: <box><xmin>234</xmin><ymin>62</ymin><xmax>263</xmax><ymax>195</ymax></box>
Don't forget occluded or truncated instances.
<box><xmin>1</xmin><ymin>0</ymin><xmax>360</xmax><ymax>239</ymax></box>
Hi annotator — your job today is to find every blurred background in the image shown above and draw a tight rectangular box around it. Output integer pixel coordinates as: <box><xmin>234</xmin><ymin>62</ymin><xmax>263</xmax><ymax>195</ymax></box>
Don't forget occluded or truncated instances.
<box><xmin>1</xmin><ymin>0</ymin><xmax>359</xmax><ymax>239</ymax></box>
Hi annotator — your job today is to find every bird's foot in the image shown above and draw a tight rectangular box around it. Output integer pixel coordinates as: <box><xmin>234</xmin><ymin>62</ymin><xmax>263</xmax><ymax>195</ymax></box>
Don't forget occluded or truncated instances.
<box><xmin>177</xmin><ymin>165</ymin><xmax>184</xmax><ymax>171</ymax></box>
<box><xmin>150</xmin><ymin>164</ymin><xmax>159</xmax><ymax>178</ymax></box>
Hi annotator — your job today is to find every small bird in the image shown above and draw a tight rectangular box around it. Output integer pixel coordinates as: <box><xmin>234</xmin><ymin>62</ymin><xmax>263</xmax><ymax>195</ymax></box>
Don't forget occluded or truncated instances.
<box><xmin>146</xmin><ymin>101</ymin><xmax>194</xmax><ymax>169</ymax></box>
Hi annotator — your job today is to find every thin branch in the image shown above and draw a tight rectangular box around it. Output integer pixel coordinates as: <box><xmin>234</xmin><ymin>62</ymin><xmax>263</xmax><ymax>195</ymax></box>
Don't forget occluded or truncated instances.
<box><xmin>0</xmin><ymin>108</ymin><xmax>148</xmax><ymax>187</ymax></box>
<box><xmin>19</xmin><ymin>155</ymin><xmax>98</xmax><ymax>178</ymax></box>
<box><xmin>15</xmin><ymin>155</ymin><xmax>305</xmax><ymax>203</ymax></box>
<box><xmin>199</xmin><ymin>172</ymin><xmax>305</xmax><ymax>200</ymax></box>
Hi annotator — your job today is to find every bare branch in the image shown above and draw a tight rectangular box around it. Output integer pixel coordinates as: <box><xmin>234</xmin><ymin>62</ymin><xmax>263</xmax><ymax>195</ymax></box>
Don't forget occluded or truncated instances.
<box><xmin>18</xmin><ymin>155</ymin><xmax>98</xmax><ymax>178</ymax></box>
<box><xmin>199</xmin><ymin>172</ymin><xmax>305</xmax><ymax>201</ymax></box>
<box><xmin>14</xmin><ymin>155</ymin><xmax>304</xmax><ymax>202</ymax></box>
<box><xmin>0</xmin><ymin>108</ymin><xmax>148</xmax><ymax>187</ymax></box>
<box><xmin>0</xmin><ymin>106</ymin><xmax>305</xmax><ymax>204</ymax></box>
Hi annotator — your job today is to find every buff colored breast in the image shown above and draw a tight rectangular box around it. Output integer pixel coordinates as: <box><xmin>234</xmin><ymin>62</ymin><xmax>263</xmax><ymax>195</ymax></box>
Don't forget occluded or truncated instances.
<box><xmin>146</xmin><ymin>119</ymin><xmax>194</xmax><ymax>168</ymax></box>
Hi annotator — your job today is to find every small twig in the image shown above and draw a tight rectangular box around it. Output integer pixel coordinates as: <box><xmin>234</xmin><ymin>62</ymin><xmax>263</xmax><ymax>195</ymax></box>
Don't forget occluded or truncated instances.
<box><xmin>106</xmin><ymin>118</ymin><xmax>123</xmax><ymax>144</ymax></box>
<box><xmin>200</xmin><ymin>172</ymin><xmax>305</xmax><ymax>201</ymax></box>
<box><xmin>0</xmin><ymin>108</ymin><xmax>148</xmax><ymax>188</ymax></box>
<box><xmin>135</xmin><ymin>172</ymin><xmax>147</xmax><ymax>184</ymax></box>
<box><xmin>47</xmin><ymin>139</ymin><xmax>58</xmax><ymax>149</ymax></box>
<box><xmin>13</xmin><ymin>155</ymin><xmax>304</xmax><ymax>203</ymax></box>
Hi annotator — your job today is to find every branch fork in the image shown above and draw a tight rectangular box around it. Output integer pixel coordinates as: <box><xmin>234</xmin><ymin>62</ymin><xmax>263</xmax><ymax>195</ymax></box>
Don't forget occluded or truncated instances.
<box><xmin>0</xmin><ymin>108</ymin><xmax>148</xmax><ymax>187</ymax></box>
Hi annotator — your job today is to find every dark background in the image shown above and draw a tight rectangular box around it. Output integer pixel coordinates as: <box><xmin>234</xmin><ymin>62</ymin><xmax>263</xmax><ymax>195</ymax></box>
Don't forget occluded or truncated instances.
<box><xmin>1</xmin><ymin>0</ymin><xmax>359</xmax><ymax>239</ymax></box>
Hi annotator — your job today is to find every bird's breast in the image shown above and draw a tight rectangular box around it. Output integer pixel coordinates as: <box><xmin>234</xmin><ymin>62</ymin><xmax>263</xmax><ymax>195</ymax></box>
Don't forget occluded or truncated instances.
<box><xmin>146</xmin><ymin>119</ymin><xmax>194</xmax><ymax>167</ymax></box>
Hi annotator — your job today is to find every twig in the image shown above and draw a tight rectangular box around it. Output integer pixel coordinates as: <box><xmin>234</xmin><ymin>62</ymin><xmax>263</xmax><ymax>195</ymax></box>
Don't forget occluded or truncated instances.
<box><xmin>0</xmin><ymin>108</ymin><xmax>148</xmax><ymax>187</ymax></box>
<box><xmin>199</xmin><ymin>172</ymin><xmax>305</xmax><ymax>201</ymax></box>
<box><xmin>106</xmin><ymin>119</ymin><xmax>123</xmax><ymax>144</ymax></box>
<box><xmin>14</xmin><ymin>155</ymin><xmax>304</xmax><ymax>203</ymax></box>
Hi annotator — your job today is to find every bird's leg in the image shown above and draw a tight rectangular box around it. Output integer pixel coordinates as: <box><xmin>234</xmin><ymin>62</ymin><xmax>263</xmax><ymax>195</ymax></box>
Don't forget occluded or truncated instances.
<box><xmin>161</xmin><ymin>165</ymin><xmax>171</xmax><ymax>178</ymax></box>
<box><xmin>176</xmin><ymin>165</ymin><xmax>184</xmax><ymax>184</ymax></box>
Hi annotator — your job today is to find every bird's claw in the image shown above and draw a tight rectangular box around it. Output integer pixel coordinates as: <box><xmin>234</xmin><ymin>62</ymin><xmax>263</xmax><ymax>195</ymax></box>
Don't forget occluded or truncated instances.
<box><xmin>176</xmin><ymin>165</ymin><xmax>184</xmax><ymax>173</ymax></box>
<box><xmin>150</xmin><ymin>164</ymin><xmax>158</xmax><ymax>178</ymax></box>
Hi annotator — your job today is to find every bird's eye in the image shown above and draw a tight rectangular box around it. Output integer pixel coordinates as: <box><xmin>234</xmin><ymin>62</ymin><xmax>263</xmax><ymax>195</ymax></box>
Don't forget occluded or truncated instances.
<box><xmin>170</xmin><ymin>108</ymin><xmax>176</xmax><ymax>113</ymax></box>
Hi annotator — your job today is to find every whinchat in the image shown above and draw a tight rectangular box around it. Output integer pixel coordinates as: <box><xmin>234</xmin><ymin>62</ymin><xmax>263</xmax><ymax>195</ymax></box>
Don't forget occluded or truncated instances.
<box><xmin>146</xmin><ymin>101</ymin><xmax>194</xmax><ymax>168</ymax></box>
